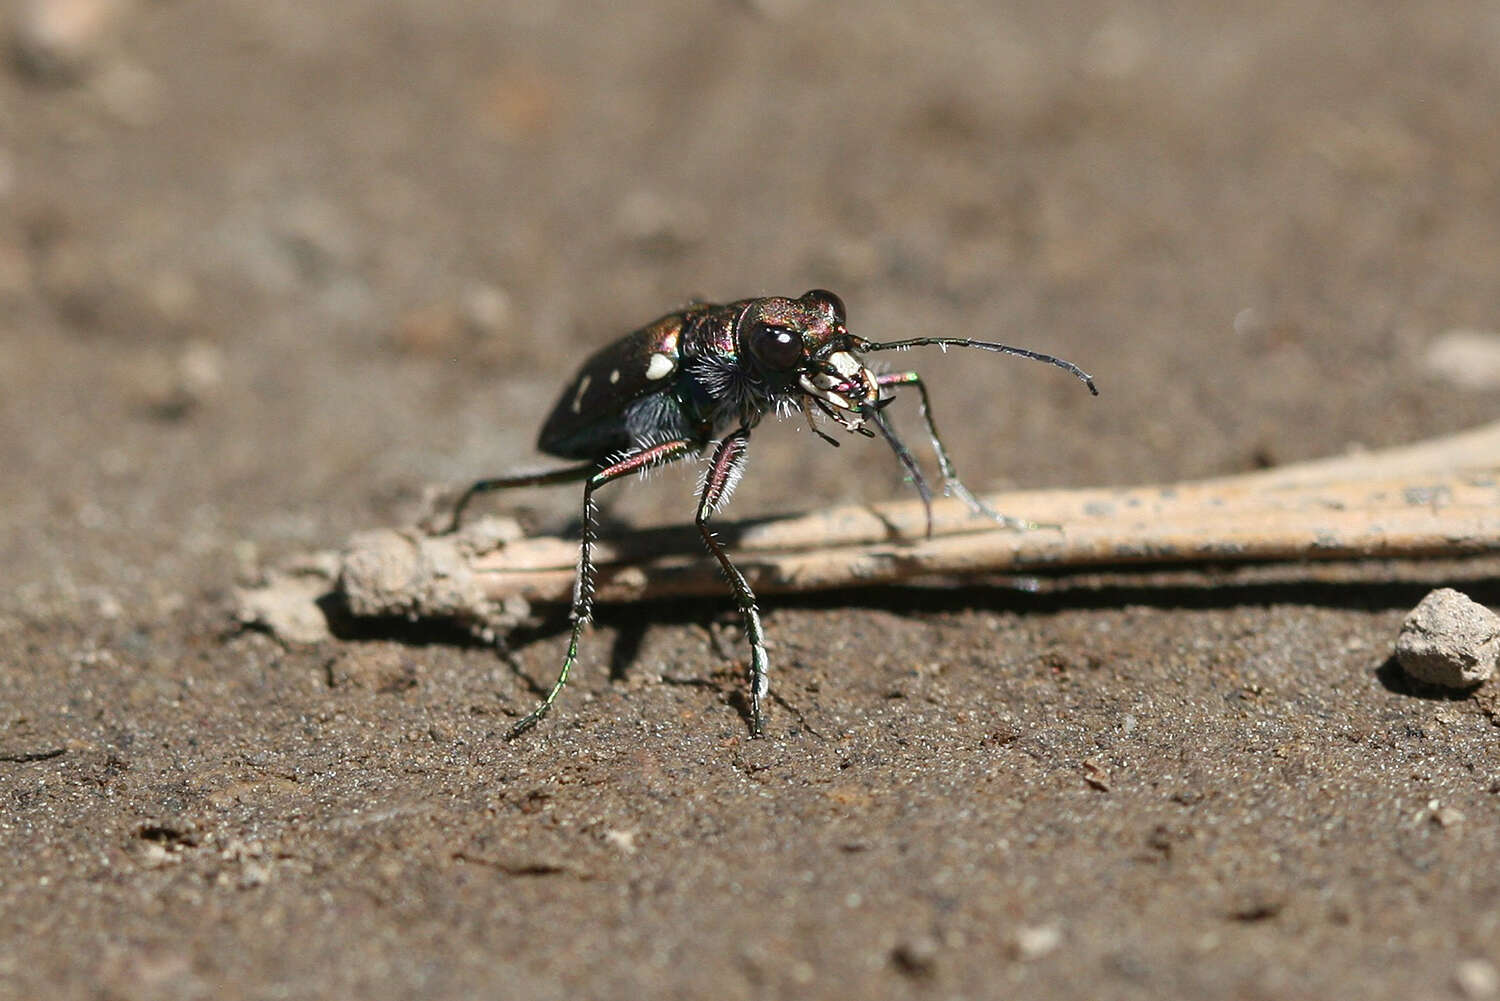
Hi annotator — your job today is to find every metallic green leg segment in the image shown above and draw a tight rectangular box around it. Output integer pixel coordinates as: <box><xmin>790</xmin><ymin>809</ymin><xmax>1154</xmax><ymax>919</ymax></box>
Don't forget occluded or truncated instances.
<box><xmin>506</xmin><ymin>438</ymin><xmax>698</xmax><ymax>738</ymax></box>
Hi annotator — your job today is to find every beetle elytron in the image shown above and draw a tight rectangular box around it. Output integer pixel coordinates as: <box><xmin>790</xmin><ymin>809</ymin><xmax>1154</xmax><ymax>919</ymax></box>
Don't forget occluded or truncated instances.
<box><xmin>448</xmin><ymin>290</ymin><xmax>1097</xmax><ymax>738</ymax></box>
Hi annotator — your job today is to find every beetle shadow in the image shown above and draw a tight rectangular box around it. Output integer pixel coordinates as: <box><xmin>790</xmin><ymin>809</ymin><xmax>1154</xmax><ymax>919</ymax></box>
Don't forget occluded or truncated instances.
<box><xmin>734</xmin><ymin>574</ymin><xmax>1500</xmax><ymax>619</ymax></box>
<box><xmin>323</xmin><ymin>569</ymin><xmax>1500</xmax><ymax>724</ymax></box>
<box><xmin>317</xmin><ymin>591</ymin><xmax>494</xmax><ymax>649</ymax></box>
<box><xmin>327</xmin><ymin>572</ymin><xmax>1500</xmax><ymax>649</ymax></box>
<box><xmin>606</xmin><ymin>618</ymin><xmax>648</xmax><ymax>683</ymax></box>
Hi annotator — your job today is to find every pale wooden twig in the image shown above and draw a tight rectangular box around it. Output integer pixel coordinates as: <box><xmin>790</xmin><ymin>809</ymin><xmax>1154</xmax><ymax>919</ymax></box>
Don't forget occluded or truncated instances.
<box><xmin>353</xmin><ymin>420</ymin><xmax>1500</xmax><ymax>611</ymax></box>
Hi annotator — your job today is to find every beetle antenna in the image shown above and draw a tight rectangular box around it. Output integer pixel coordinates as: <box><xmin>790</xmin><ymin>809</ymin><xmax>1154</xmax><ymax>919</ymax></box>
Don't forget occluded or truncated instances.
<box><xmin>852</xmin><ymin>336</ymin><xmax>1098</xmax><ymax>396</ymax></box>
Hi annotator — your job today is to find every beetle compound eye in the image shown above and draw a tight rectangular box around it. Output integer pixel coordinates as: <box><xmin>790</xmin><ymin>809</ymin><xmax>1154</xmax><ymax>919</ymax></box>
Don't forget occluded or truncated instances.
<box><xmin>748</xmin><ymin>323</ymin><xmax>803</xmax><ymax>370</ymax></box>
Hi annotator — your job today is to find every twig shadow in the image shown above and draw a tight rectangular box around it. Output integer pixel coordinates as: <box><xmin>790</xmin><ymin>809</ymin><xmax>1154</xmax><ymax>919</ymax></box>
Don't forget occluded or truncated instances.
<box><xmin>1373</xmin><ymin>654</ymin><xmax>1482</xmax><ymax>701</ymax></box>
<box><xmin>315</xmin><ymin>592</ymin><xmax>492</xmax><ymax>649</ymax></box>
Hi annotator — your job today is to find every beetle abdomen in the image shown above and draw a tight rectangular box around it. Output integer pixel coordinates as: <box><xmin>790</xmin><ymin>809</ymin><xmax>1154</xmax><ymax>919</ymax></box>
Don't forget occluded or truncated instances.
<box><xmin>536</xmin><ymin>314</ymin><xmax>688</xmax><ymax>459</ymax></box>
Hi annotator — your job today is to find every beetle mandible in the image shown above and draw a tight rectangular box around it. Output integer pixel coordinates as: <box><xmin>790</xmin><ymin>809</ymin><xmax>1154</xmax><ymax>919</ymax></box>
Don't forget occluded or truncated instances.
<box><xmin>447</xmin><ymin>289</ymin><xmax>1097</xmax><ymax>738</ymax></box>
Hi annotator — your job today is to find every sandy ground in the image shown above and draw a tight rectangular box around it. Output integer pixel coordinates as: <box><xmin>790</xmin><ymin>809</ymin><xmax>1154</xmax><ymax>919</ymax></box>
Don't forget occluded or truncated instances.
<box><xmin>3</xmin><ymin>1</ymin><xmax>1500</xmax><ymax>998</ymax></box>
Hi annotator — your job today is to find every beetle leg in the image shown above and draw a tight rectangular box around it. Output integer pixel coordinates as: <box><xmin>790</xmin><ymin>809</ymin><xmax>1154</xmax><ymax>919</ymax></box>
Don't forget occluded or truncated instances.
<box><xmin>693</xmin><ymin>428</ymin><xmax>769</xmax><ymax>737</ymax></box>
<box><xmin>445</xmin><ymin>462</ymin><xmax>597</xmax><ymax>534</ymax></box>
<box><xmin>508</xmin><ymin>438</ymin><xmax>698</xmax><ymax>738</ymax></box>
<box><xmin>875</xmin><ymin>371</ymin><xmax>1049</xmax><ymax>531</ymax></box>
<box><xmin>865</xmin><ymin>405</ymin><xmax>936</xmax><ymax>538</ymax></box>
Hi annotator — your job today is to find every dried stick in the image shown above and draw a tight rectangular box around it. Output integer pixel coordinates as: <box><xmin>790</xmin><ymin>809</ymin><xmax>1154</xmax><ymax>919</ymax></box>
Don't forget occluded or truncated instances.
<box><xmin>337</xmin><ymin>421</ymin><xmax>1500</xmax><ymax>619</ymax></box>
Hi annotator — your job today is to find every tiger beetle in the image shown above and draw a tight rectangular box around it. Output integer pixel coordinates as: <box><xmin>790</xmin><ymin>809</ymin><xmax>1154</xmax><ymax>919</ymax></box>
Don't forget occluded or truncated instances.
<box><xmin>447</xmin><ymin>290</ymin><xmax>1097</xmax><ymax>739</ymax></box>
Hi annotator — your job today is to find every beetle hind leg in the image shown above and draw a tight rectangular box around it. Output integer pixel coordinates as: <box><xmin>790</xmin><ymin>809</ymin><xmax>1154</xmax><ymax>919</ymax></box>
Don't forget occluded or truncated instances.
<box><xmin>506</xmin><ymin>438</ymin><xmax>697</xmax><ymax>739</ymax></box>
<box><xmin>444</xmin><ymin>462</ymin><xmax>597</xmax><ymax>535</ymax></box>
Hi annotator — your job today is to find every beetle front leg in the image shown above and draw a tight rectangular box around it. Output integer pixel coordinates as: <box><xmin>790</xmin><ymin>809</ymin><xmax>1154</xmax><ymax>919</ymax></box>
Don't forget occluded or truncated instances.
<box><xmin>875</xmin><ymin>371</ymin><xmax>1047</xmax><ymax>531</ymax></box>
<box><xmin>693</xmin><ymin>428</ymin><xmax>769</xmax><ymax>737</ymax></box>
<box><xmin>508</xmin><ymin>438</ymin><xmax>698</xmax><ymax>739</ymax></box>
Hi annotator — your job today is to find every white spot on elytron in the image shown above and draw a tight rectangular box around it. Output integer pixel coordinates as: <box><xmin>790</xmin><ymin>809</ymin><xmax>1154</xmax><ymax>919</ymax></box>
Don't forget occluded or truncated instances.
<box><xmin>645</xmin><ymin>352</ymin><xmax>675</xmax><ymax>381</ymax></box>
<box><xmin>570</xmin><ymin>374</ymin><xmax>591</xmax><ymax>413</ymax></box>
<box><xmin>609</xmin><ymin>369</ymin><xmax>620</xmax><ymax>384</ymax></box>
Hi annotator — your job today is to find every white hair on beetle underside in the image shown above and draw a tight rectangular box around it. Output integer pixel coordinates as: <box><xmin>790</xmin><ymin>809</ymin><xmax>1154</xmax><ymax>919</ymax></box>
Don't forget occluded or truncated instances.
<box><xmin>688</xmin><ymin>354</ymin><xmax>780</xmax><ymax>426</ymax></box>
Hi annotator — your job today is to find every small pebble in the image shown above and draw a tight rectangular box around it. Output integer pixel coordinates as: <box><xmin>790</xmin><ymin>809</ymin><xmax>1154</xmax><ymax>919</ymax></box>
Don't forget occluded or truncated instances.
<box><xmin>1458</xmin><ymin>959</ymin><xmax>1500</xmax><ymax>1000</ymax></box>
<box><xmin>1011</xmin><ymin>923</ymin><xmax>1064</xmax><ymax>961</ymax></box>
<box><xmin>602</xmin><ymin>829</ymin><xmax>638</xmax><ymax>855</ymax></box>
<box><xmin>11</xmin><ymin>0</ymin><xmax>128</xmax><ymax>82</ymax></box>
<box><xmin>1424</xmin><ymin>329</ymin><xmax>1500</xmax><ymax>390</ymax></box>
<box><xmin>889</xmin><ymin>936</ymin><xmax>939</xmax><ymax>978</ymax></box>
<box><xmin>463</xmin><ymin>283</ymin><xmax>512</xmax><ymax>336</ymax></box>
<box><xmin>393</xmin><ymin>301</ymin><xmax>463</xmax><ymax>355</ymax></box>
<box><xmin>1395</xmin><ymin>588</ymin><xmax>1500</xmax><ymax>688</ymax></box>
<box><xmin>130</xmin><ymin>341</ymin><xmax>225</xmax><ymax>419</ymax></box>
<box><xmin>234</xmin><ymin>569</ymin><xmax>334</xmax><ymax>646</ymax></box>
<box><xmin>1429</xmin><ymin>801</ymin><xmax>1466</xmax><ymax>829</ymax></box>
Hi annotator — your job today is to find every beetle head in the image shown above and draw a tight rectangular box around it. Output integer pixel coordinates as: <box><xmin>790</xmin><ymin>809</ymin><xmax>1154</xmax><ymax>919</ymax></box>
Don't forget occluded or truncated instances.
<box><xmin>738</xmin><ymin>290</ymin><xmax>844</xmax><ymax>369</ymax></box>
<box><xmin>736</xmin><ymin>290</ymin><xmax>877</xmax><ymax>428</ymax></box>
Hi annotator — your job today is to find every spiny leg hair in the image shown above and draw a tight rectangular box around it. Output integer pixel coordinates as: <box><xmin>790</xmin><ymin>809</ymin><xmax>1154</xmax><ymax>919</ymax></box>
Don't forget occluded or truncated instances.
<box><xmin>693</xmin><ymin>428</ymin><xmax>770</xmax><ymax>736</ymax></box>
<box><xmin>507</xmin><ymin>437</ymin><xmax>698</xmax><ymax>738</ymax></box>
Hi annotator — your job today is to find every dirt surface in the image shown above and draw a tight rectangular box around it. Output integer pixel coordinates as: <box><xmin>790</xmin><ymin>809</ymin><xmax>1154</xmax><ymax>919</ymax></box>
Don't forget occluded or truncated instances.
<box><xmin>4</xmin><ymin>2</ymin><xmax>1500</xmax><ymax>998</ymax></box>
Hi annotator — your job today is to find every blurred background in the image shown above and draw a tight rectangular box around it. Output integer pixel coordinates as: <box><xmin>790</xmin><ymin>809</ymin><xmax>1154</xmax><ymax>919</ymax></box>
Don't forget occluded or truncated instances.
<box><xmin>5</xmin><ymin>0</ymin><xmax>1497</xmax><ymax>606</ymax></box>
<box><xmin>3</xmin><ymin>1</ymin><xmax>1500</xmax><ymax>997</ymax></box>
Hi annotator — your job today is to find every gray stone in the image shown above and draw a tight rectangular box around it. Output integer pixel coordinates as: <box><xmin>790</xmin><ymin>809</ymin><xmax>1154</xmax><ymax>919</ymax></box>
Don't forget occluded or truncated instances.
<box><xmin>1395</xmin><ymin>588</ymin><xmax>1500</xmax><ymax>688</ymax></box>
